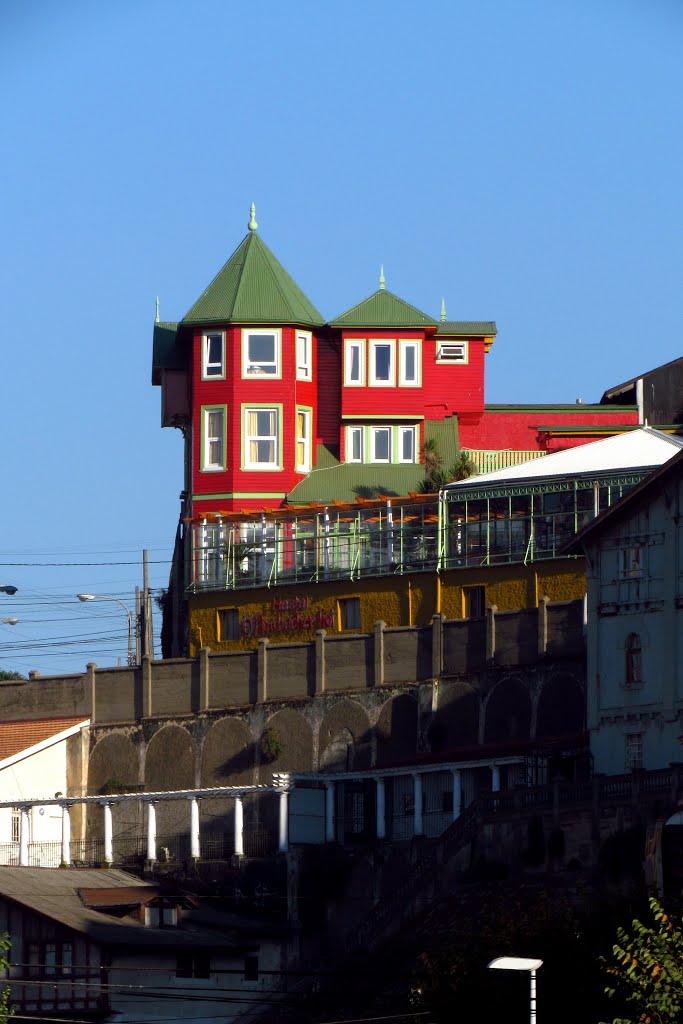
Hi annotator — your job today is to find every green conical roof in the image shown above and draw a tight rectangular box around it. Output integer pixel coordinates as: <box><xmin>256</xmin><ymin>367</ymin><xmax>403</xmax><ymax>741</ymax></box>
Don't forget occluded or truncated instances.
<box><xmin>182</xmin><ymin>231</ymin><xmax>324</xmax><ymax>326</ymax></box>
<box><xmin>330</xmin><ymin>288</ymin><xmax>436</xmax><ymax>328</ymax></box>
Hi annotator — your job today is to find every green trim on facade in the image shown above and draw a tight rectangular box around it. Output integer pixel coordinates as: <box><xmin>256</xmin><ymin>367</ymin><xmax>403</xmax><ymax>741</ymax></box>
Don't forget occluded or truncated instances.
<box><xmin>192</xmin><ymin>492</ymin><xmax>288</xmax><ymax>501</ymax></box>
<box><xmin>182</xmin><ymin>231</ymin><xmax>324</xmax><ymax>326</ymax></box>
<box><xmin>330</xmin><ymin>288</ymin><xmax>436</xmax><ymax>328</ymax></box>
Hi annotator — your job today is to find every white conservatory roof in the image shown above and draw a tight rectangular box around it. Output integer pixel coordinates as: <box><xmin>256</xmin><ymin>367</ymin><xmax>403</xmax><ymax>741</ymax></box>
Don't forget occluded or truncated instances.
<box><xmin>446</xmin><ymin>428</ymin><xmax>683</xmax><ymax>490</ymax></box>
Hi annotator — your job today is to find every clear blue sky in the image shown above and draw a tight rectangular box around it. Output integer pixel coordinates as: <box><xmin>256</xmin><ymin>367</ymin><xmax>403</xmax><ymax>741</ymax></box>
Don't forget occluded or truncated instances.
<box><xmin>1</xmin><ymin>0</ymin><xmax>681</xmax><ymax>674</ymax></box>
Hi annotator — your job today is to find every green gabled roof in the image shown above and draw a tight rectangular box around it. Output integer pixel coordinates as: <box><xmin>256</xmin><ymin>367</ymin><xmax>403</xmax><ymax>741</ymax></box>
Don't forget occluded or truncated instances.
<box><xmin>182</xmin><ymin>231</ymin><xmax>324</xmax><ymax>326</ymax></box>
<box><xmin>329</xmin><ymin>288</ymin><xmax>437</xmax><ymax>328</ymax></box>
<box><xmin>151</xmin><ymin>321</ymin><xmax>182</xmax><ymax>384</ymax></box>
<box><xmin>287</xmin><ymin>418</ymin><xmax>459</xmax><ymax>503</ymax></box>
<box><xmin>436</xmin><ymin>321</ymin><xmax>497</xmax><ymax>336</ymax></box>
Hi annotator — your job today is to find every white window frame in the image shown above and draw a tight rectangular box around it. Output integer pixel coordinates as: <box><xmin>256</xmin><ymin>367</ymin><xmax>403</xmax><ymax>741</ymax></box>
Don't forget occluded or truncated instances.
<box><xmin>201</xmin><ymin>331</ymin><xmax>225</xmax><ymax>379</ymax></box>
<box><xmin>346</xmin><ymin>426</ymin><xmax>364</xmax><ymax>463</ymax></box>
<box><xmin>201</xmin><ymin>406</ymin><xmax>226</xmax><ymax>472</ymax></box>
<box><xmin>344</xmin><ymin>339</ymin><xmax>366</xmax><ymax>386</ymax></box>
<box><xmin>295</xmin><ymin>408</ymin><xmax>312</xmax><ymax>473</ymax></box>
<box><xmin>242</xmin><ymin>328</ymin><xmax>281</xmax><ymax>378</ymax></box>
<box><xmin>436</xmin><ymin>340</ymin><xmax>468</xmax><ymax>364</ymax></box>
<box><xmin>625</xmin><ymin>733</ymin><xmax>643</xmax><ymax>772</ymax></box>
<box><xmin>243</xmin><ymin>406</ymin><xmax>281</xmax><ymax>470</ymax></box>
<box><xmin>369</xmin><ymin>339</ymin><xmax>396</xmax><ymax>386</ymax></box>
<box><xmin>397</xmin><ymin>425</ymin><xmax>418</xmax><ymax>463</ymax></box>
<box><xmin>399</xmin><ymin>340</ymin><xmax>421</xmax><ymax>386</ymax></box>
<box><xmin>370</xmin><ymin>426</ymin><xmax>392</xmax><ymax>463</ymax></box>
<box><xmin>296</xmin><ymin>331</ymin><xmax>312</xmax><ymax>381</ymax></box>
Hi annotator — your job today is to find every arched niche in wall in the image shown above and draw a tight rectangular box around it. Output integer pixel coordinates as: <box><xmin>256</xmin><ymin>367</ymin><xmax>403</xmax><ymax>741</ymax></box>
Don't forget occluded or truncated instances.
<box><xmin>319</xmin><ymin>700</ymin><xmax>372</xmax><ymax>772</ymax></box>
<box><xmin>536</xmin><ymin>672</ymin><xmax>585</xmax><ymax>739</ymax></box>
<box><xmin>145</xmin><ymin>724</ymin><xmax>195</xmax><ymax>838</ymax></box>
<box><xmin>428</xmin><ymin>681</ymin><xmax>480</xmax><ymax>754</ymax></box>
<box><xmin>260</xmin><ymin>708</ymin><xmax>314</xmax><ymax>781</ymax></box>
<box><xmin>200</xmin><ymin>717</ymin><xmax>255</xmax><ymax>834</ymax></box>
<box><xmin>484</xmin><ymin>677</ymin><xmax>531</xmax><ymax>745</ymax></box>
<box><xmin>376</xmin><ymin>693</ymin><xmax>418</xmax><ymax>767</ymax></box>
<box><xmin>86</xmin><ymin>732</ymin><xmax>140</xmax><ymax>841</ymax></box>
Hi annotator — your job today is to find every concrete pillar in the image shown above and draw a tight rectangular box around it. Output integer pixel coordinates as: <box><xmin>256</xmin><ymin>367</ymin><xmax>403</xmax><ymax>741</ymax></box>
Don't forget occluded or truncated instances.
<box><xmin>486</xmin><ymin>605</ymin><xmax>497</xmax><ymax>662</ymax></box>
<box><xmin>451</xmin><ymin>769</ymin><xmax>462</xmax><ymax>821</ymax></box>
<box><xmin>413</xmin><ymin>772</ymin><xmax>423</xmax><ymax>836</ymax></box>
<box><xmin>190</xmin><ymin>797</ymin><xmax>200</xmax><ymax>860</ymax></box>
<box><xmin>537</xmin><ymin>595</ymin><xmax>549</xmax><ymax>657</ymax></box>
<box><xmin>61</xmin><ymin>804</ymin><xmax>71</xmax><ymax>866</ymax></box>
<box><xmin>199</xmin><ymin>647</ymin><xmax>210</xmax><ymax>711</ymax></box>
<box><xmin>278</xmin><ymin>789</ymin><xmax>289</xmax><ymax>853</ymax></box>
<box><xmin>315</xmin><ymin>629</ymin><xmax>326</xmax><ymax>694</ymax></box>
<box><xmin>234</xmin><ymin>797</ymin><xmax>244</xmax><ymax>857</ymax></box>
<box><xmin>491</xmin><ymin>764</ymin><xmax>501</xmax><ymax>793</ymax></box>
<box><xmin>103</xmin><ymin>804</ymin><xmax>113</xmax><ymax>865</ymax></box>
<box><xmin>376</xmin><ymin>777</ymin><xmax>386</xmax><ymax>839</ymax></box>
<box><xmin>19</xmin><ymin>808</ymin><xmax>29</xmax><ymax>867</ymax></box>
<box><xmin>325</xmin><ymin>781</ymin><xmax>335</xmax><ymax>842</ymax></box>
<box><xmin>257</xmin><ymin>639</ymin><xmax>268</xmax><ymax>702</ymax></box>
<box><xmin>141</xmin><ymin>655</ymin><xmax>153</xmax><ymax>718</ymax></box>
<box><xmin>373</xmin><ymin>621</ymin><xmax>385</xmax><ymax>687</ymax></box>
<box><xmin>431</xmin><ymin>614</ymin><xmax>443</xmax><ymax>679</ymax></box>
<box><xmin>146</xmin><ymin>802</ymin><xmax>157</xmax><ymax>864</ymax></box>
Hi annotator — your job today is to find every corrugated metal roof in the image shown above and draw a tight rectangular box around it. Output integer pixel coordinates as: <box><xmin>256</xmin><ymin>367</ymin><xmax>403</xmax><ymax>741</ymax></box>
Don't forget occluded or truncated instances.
<box><xmin>182</xmin><ymin>232</ymin><xmax>324</xmax><ymax>326</ymax></box>
<box><xmin>436</xmin><ymin>321</ymin><xmax>497</xmax><ymax>336</ymax></box>
<box><xmin>445</xmin><ymin>427</ymin><xmax>683</xmax><ymax>490</ymax></box>
<box><xmin>287</xmin><ymin>418</ymin><xmax>459</xmax><ymax>502</ymax></box>
<box><xmin>329</xmin><ymin>288</ymin><xmax>437</xmax><ymax>328</ymax></box>
<box><xmin>0</xmin><ymin>717</ymin><xmax>87</xmax><ymax>763</ymax></box>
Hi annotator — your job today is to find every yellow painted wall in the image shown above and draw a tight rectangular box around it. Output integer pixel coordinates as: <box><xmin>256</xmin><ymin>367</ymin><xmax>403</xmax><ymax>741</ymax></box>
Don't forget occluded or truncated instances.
<box><xmin>188</xmin><ymin>557</ymin><xmax>586</xmax><ymax>655</ymax></box>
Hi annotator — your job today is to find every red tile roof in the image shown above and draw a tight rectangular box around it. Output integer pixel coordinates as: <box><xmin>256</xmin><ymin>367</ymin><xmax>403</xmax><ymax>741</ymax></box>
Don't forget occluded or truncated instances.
<box><xmin>0</xmin><ymin>717</ymin><xmax>87</xmax><ymax>762</ymax></box>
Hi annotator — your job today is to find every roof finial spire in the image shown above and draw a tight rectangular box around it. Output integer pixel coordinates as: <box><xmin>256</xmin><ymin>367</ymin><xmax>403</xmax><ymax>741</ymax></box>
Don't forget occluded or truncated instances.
<box><xmin>155</xmin><ymin>296</ymin><xmax>160</xmax><ymax>323</ymax></box>
<box><xmin>440</xmin><ymin>297</ymin><xmax>446</xmax><ymax>322</ymax></box>
<box><xmin>379</xmin><ymin>265</ymin><xmax>385</xmax><ymax>290</ymax></box>
<box><xmin>248</xmin><ymin>203</ymin><xmax>258</xmax><ymax>232</ymax></box>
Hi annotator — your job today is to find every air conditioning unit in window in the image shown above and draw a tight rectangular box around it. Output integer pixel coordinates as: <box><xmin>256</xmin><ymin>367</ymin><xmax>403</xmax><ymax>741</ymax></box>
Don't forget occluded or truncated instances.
<box><xmin>437</xmin><ymin>342</ymin><xmax>467</xmax><ymax>362</ymax></box>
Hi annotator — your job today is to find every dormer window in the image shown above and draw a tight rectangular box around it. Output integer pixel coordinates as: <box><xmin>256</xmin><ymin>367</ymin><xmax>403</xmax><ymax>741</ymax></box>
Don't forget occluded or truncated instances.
<box><xmin>436</xmin><ymin>341</ymin><xmax>468</xmax><ymax>364</ymax></box>
<box><xmin>242</xmin><ymin>329</ymin><xmax>281</xmax><ymax>377</ymax></box>
<box><xmin>145</xmin><ymin>902</ymin><xmax>178</xmax><ymax>927</ymax></box>
<box><xmin>201</xmin><ymin>331</ymin><xmax>225</xmax><ymax>379</ymax></box>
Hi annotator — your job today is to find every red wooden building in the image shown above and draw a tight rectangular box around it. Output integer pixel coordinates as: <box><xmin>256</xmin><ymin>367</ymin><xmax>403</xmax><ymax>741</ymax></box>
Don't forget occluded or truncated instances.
<box><xmin>152</xmin><ymin>206</ymin><xmax>639</xmax><ymax>519</ymax></box>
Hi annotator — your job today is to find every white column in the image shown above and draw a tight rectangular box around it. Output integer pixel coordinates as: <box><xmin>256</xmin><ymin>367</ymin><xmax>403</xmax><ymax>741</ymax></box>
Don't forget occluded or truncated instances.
<box><xmin>413</xmin><ymin>772</ymin><xmax>423</xmax><ymax>836</ymax></box>
<box><xmin>451</xmin><ymin>769</ymin><xmax>462</xmax><ymax>821</ymax></box>
<box><xmin>491</xmin><ymin>764</ymin><xmax>501</xmax><ymax>793</ymax></box>
<box><xmin>61</xmin><ymin>804</ymin><xmax>71</xmax><ymax>866</ymax></box>
<box><xmin>325</xmin><ymin>781</ymin><xmax>335</xmax><ymax>842</ymax></box>
<box><xmin>234</xmin><ymin>796</ymin><xmax>244</xmax><ymax>857</ymax></box>
<box><xmin>530</xmin><ymin>968</ymin><xmax>538</xmax><ymax>1024</ymax></box>
<box><xmin>190</xmin><ymin>797</ymin><xmax>200</xmax><ymax>860</ymax></box>
<box><xmin>376</xmin><ymin>777</ymin><xmax>386</xmax><ymax>839</ymax></box>
<box><xmin>278</xmin><ymin>789</ymin><xmax>289</xmax><ymax>853</ymax></box>
<box><xmin>103</xmin><ymin>803</ymin><xmax>113</xmax><ymax>864</ymax></box>
<box><xmin>146</xmin><ymin>802</ymin><xmax>157</xmax><ymax>863</ymax></box>
<box><xmin>19</xmin><ymin>808</ymin><xmax>29</xmax><ymax>866</ymax></box>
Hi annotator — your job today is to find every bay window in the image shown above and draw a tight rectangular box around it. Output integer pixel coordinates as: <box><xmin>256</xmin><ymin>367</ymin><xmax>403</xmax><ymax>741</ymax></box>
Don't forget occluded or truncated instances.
<box><xmin>201</xmin><ymin>405</ymin><xmax>226</xmax><ymax>471</ymax></box>
<box><xmin>242</xmin><ymin>329</ymin><xmax>281</xmax><ymax>377</ymax></box>
<box><xmin>296</xmin><ymin>408</ymin><xmax>312</xmax><ymax>472</ymax></box>
<box><xmin>201</xmin><ymin>331</ymin><xmax>225</xmax><ymax>379</ymax></box>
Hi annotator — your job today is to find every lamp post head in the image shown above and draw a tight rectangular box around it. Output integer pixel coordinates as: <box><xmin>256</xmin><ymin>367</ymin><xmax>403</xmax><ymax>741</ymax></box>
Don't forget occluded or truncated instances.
<box><xmin>0</xmin><ymin>586</ymin><xmax>17</xmax><ymax>596</ymax></box>
<box><xmin>488</xmin><ymin>957</ymin><xmax>543</xmax><ymax>972</ymax></box>
<box><xmin>77</xmin><ymin>594</ymin><xmax>96</xmax><ymax>602</ymax></box>
<box><xmin>0</xmin><ymin>618</ymin><xmax>18</xmax><ymax>626</ymax></box>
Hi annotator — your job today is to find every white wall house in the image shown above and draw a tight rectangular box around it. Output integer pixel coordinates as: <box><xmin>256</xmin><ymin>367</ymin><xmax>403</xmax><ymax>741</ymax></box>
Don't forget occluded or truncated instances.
<box><xmin>571</xmin><ymin>448</ymin><xmax>683</xmax><ymax>775</ymax></box>
<box><xmin>0</xmin><ymin>718</ymin><xmax>89</xmax><ymax>865</ymax></box>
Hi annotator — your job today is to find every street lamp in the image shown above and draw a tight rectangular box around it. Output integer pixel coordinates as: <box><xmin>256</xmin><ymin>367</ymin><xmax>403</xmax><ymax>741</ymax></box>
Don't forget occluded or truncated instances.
<box><xmin>488</xmin><ymin>957</ymin><xmax>543</xmax><ymax>1024</ymax></box>
<box><xmin>77</xmin><ymin>593</ymin><xmax>135</xmax><ymax>666</ymax></box>
<box><xmin>0</xmin><ymin>618</ymin><xmax>18</xmax><ymax>626</ymax></box>
<box><xmin>0</xmin><ymin>586</ymin><xmax>18</xmax><ymax>596</ymax></box>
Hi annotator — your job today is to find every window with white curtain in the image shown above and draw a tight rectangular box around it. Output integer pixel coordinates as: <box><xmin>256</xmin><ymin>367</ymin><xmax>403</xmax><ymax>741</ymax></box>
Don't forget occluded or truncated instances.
<box><xmin>244</xmin><ymin>407</ymin><xmax>279</xmax><ymax>468</ymax></box>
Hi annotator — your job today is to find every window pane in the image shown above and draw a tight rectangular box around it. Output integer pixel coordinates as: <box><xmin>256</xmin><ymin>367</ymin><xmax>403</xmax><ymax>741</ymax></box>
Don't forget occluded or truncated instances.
<box><xmin>248</xmin><ymin>334</ymin><xmax>276</xmax><ymax>372</ymax></box>
<box><xmin>350</xmin><ymin>346</ymin><xmax>360</xmax><ymax>381</ymax></box>
<box><xmin>206</xmin><ymin>334</ymin><xmax>223</xmax><ymax>372</ymax></box>
<box><xmin>374</xmin><ymin>429</ymin><xmax>390</xmax><ymax>460</ymax></box>
<box><xmin>404</xmin><ymin>346</ymin><xmax>415</xmax><ymax>381</ymax></box>
<box><xmin>374</xmin><ymin>345</ymin><xmax>391</xmax><ymax>381</ymax></box>
<box><xmin>208</xmin><ymin>411</ymin><xmax>222</xmax><ymax>436</ymax></box>
<box><xmin>351</xmin><ymin>429</ymin><xmax>362</xmax><ymax>460</ymax></box>
<box><xmin>401</xmin><ymin>429</ymin><xmax>415</xmax><ymax>461</ymax></box>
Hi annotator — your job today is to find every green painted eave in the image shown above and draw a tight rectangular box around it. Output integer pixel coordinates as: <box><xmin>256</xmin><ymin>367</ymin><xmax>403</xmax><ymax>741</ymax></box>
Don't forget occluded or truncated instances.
<box><xmin>436</xmin><ymin>321</ymin><xmax>497</xmax><ymax>336</ymax></box>
<box><xmin>287</xmin><ymin>418</ymin><xmax>459</xmax><ymax>503</ymax></box>
<box><xmin>181</xmin><ymin>232</ymin><xmax>324</xmax><ymax>327</ymax></box>
<box><xmin>151</xmin><ymin>321</ymin><xmax>182</xmax><ymax>384</ymax></box>
<box><xmin>329</xmin><ymin>288</ymin><xmax>437</xmax><ymax>328</ymax></box>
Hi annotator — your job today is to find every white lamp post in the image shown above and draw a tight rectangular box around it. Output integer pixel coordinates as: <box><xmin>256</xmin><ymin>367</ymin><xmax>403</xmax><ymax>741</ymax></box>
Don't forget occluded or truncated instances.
<box><xmin>488</xmin><ymin>956</ymin><xmax>543</xmax><ymax>1024</ymax></box>
<box><xmin>77</xmin><ymin>593</ymin><xmax>135</xmax><ymax>666</ymax></box>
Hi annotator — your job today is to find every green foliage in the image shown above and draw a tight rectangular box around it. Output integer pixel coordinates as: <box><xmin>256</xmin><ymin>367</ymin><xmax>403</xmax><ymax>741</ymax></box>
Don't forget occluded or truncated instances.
<box><xmin>0</xmin><ymin>671</ymin><xmax>24</xmax><ymax>681</ymax></box>
<box><xmin>0</xmin><ymin>932</ymin><xmax>13</xmax><ymax>1023</ymax></box>
<box><xmin>600</xmin><ymin>897</ymin><xmax>683</xmax><ymax>1024</ymax></box>
<box><xmin>417</xmin><ymin>443</ymin><xmax>477</xmax><ymax>492</ymax></box>
<box><xmin>260</xmin><ymin>727</ymin><xmax>284</xmax><ymax>763</ymax></box>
